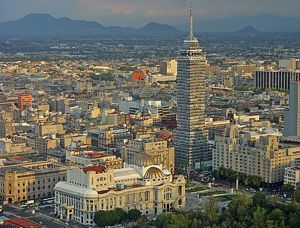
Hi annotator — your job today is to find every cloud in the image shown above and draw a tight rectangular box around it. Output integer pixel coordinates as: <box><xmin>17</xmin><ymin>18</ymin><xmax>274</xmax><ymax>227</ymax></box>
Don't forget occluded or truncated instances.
<box><xmin>0</xmin><ymin>0</ymin><xmax>299</xmax><ymax>26</ymax></box>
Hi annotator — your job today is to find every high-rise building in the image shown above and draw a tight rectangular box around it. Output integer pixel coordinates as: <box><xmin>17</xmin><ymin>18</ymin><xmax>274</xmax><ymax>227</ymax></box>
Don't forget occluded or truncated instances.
<box><xmin>213</xmin><ymin>126</ymin><xmax>300</xmax><ymax>183</ymax></box>
<box><xmin>255</xmin><ymin>70</ymin><xmax>300</xmax><ymax>91</ymax></box>
<box><xmin>174</xmin><ymin>8</ymin><xmax>210</xmax><ymax>174</ymax></box>
<box><xmin>284</xmin><ymin>80</ymin><xmax>300</xmax><ymax>136</ymax></box>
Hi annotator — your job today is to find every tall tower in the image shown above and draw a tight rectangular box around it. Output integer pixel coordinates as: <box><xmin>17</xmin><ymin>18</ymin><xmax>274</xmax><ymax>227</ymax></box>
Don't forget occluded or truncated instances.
<box><xmin>284</xmin><ymin>80</ymin><xmax>300</xmax><ymax>136</ymax></box>
<box><xmin>174</xmin><ymin>7</ymin><xmax>210</xmax><ymax>174</ymax></box>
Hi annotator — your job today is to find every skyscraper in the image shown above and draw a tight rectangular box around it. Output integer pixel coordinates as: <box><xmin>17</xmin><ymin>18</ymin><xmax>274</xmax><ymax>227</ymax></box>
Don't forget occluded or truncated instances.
<box><xmin>284</xmin><ymin>80</ymin><xmax>300</xmax><ymax>136</ymax></box>
<box><xmin>174</xmin><ymin>8</ymin><xmax>210</xmax><ymax>174</ymax></box>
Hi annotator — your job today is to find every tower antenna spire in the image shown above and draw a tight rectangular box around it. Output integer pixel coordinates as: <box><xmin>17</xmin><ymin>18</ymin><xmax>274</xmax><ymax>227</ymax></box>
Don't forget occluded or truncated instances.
<box><xmin>188</xmin><ymin>3</ymin><xmax>195</xmax><ymax>40</ymax></box>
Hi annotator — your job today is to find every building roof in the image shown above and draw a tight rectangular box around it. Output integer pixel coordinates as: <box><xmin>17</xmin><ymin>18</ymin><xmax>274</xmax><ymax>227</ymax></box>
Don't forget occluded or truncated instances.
<box><xmin>114</xmin><ymin>167</ymin><xmax>142</xmax><ymax>181</ymax></box>
<box><xmin>4</xmin><ymin>218</ymin><xmax>43</xmax><ymax>228</ymax></box>
<box><xmin>132</xmin><ymin>153</ymin><xmax>155</xmax><ymax>167</ymax></box>
<box><xmin>144</xmin><ymin>167</ymin><xmax>165</xmax><ymax>179</ymax></box>
<box><xmin>82</xmin><ymin>165</ymin><xmax>106</xmax><ymax>173</ymax></box>
<box><xmin>55</xmin><ymin>182</ymin><xmax>98</xmax><ymax>198</ymax></box>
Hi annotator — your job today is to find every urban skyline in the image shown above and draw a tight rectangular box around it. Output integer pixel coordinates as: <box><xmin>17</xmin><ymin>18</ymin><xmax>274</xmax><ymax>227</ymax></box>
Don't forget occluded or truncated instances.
<box><xmin>0</xmin><ymin>2</ymin><xmax>300</xmax><ymax>228</ymax></box>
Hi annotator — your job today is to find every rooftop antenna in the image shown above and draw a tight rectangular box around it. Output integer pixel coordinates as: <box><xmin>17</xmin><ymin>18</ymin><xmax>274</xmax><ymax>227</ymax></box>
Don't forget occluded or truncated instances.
<box><xmin>188</xmin><ymin>3</ymin><xmax>195</xmax><ymax>40</ymax></box>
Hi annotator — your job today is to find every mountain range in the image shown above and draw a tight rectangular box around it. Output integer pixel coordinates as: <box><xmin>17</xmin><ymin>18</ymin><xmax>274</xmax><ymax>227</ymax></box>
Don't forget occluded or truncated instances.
<box><xmin>0</xmin><ymin>14</ymin><xmax>183</xmax><ymax>38</ymax></box>
<box><xmin>0</xmin><ymin>13</ymin><xmax>299</xmax><ymax>38</ymax></box>
<box><xmin>180</xmin><ymin>14</ymin><xmax>300</xmax><ymax>33</ymax></box>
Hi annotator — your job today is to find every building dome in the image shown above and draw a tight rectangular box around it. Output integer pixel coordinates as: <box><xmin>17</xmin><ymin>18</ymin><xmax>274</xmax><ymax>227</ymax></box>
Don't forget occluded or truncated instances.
<box><xmin>132</xmin><ymin>153</ymin><xmax>155</xmax><ymax>167</ymax></box>
<box><xmin>84</xmin><ymin>189</ymin><xmax>98</xmax><ymax>198</ymax></box>
<box><xmin>144</xmin><ymin>167</ymin><xmax>165</xmax><ymax>179</ymax></box>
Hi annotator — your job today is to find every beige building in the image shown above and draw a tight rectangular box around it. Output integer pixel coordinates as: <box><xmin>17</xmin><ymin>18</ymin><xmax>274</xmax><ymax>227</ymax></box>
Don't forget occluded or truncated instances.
<box><xmin>284</xmin><ymin>166</ymin><xmax>300</xmax><ymax>188</ymax></box>
<box><xmin>122</xmin><ymin>139</ymin><xmax>175</xmax><ymax>173</ymax></box>
<box><xmin>89</xmin><ymin>128</ymin><xmax>132</xmax><ymax>152</ymax></box>
<box><xmin>54</xmin><ymin>164</ymin><xmax>185</xmax><ymax>225</ymax></box>
<box><xmin>60</xmin><ymin>134</ymin><xmax>90</xmax><ymax>149</ymax></box>
<box><xmin>233</xmin><ymin>64</ymin><xmax>257</xmax><ymax>76</ymax></box>
<box><xmin>222</xmin><ymin>76</ymin><xmax>234</xmax><ymax>88</ymax></box>
<box><xmin>0</xmin><ymin>161</ymin><xmax>69</xmax><ymax>203</ymax></box>
<box><xmin>36</xmin><ymin>136</ymin><xmax>60</xmax><ymax>153</ymax></box>
<box><xmin>36</xmin><ymin>123</ymin><xmax>65</xmax><ymax>137</ymax></box>
<box><xmin>160</xmin><ymin>59</ymin><xmax>177</xmax><ymax>76</ymax></box>
<box><xmin>0</xmin><ymin>138</ymin><xmax>32</xmax><ymax>156</ymax></box>
<box><xmin>66</xmin><ymin>149</ymin><xmax>123</xmax><ymax>169</ymax></box>
<box><xmin>0</xmin><ymin>111</ymin><xmax>15</xmax><ymax>138</ymax></box>
<box><xmin>101</xmin><ymin>109</ymin><xmax>130</xmax><ymax>126</ymax></box>
<box><xmin>213</xmin><ymin>125</ymin><xmax>300</xmax><ymax>183</ymax></box>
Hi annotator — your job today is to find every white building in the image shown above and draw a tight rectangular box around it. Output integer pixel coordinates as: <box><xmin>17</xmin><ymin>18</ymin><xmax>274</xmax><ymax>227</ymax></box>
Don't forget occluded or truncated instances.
<box><xmin>284</xmin><ymin>166</ymin><xmax>300</xmax><ymax>188</ymax></box>
<box><xmin>54</xmin><ymin>164</ymin><xmax>185</xmax><ymax>225</ymax></box>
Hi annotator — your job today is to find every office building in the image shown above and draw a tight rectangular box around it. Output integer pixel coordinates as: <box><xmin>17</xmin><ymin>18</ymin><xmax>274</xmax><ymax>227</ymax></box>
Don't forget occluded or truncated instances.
<box><xmin>255</xmin><ymin>70</ymin><xmax>300</xmax><ymax>91</ymax></box>
<box><xmin>54</xmin><ymin>164</ymin><xmax>185</xmax><ymax>225</ymax></box>
<box><xmin>285</xmin><ymin>80</ymin><xmax>300</xmax><ymax>136</ymax></box>
<box><xmin>174</xmin><ymin>8</ymin><xmax>210</xmax><ymax>173</ymax></box>
<box><xmin>213</xmin><ymin>125</ymin><xmax>300</xmax><ymax>184</ymax></box>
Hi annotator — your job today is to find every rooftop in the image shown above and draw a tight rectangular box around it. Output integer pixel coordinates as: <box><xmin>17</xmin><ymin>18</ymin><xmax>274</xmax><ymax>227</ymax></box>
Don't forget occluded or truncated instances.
<box><xmin>82</xmin><ymin>165</ymin><xmax>106</xmax><ymax>174</ymax></box>
<box><xmin>4</xmin><ymin>218</ymin><xmax>43</xmax><ymax>228</ymax></box>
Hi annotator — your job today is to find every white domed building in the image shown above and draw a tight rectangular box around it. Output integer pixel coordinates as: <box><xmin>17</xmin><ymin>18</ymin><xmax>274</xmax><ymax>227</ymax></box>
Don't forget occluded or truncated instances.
<box><xmin>54</xmin><ymin>163</ymin><xmax>186</xmax><ymax>226</ymax></box>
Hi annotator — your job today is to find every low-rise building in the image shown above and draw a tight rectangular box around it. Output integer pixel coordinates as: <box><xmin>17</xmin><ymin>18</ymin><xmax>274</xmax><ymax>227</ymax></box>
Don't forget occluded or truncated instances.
<box><xmin>284</xmin><ymin>166</ymin><xmax>300</xmax><ymax>188</ymax></box>
<box><xmin>89</xmin><ymin>128</ymin><xmax>132</xmax><ymax>153</ymax></box>
<box><xmin>122</xmin><ymin>138</ymin><xmax>175</xmax><ymax>173</ymax></box>
<box><xmin>66</xmin><ymin>149</ymin><xmax>123</xmax><ymax>169</ymax></box>
<box><xmin>0</xmin><ymin>161</ymin><xmax>69</xmax><ymax>203</ymax></box>
<box><xmin>0</xmin><ymin>138</ymin><xmax>32</xmax><ymax>156</ymax></box>
<box><xmin>60</xmin><ymin>133</ymin><xmax>90</xmax><ymax>149</ymax></box>
<box><xmin>54</xmin><ymin>164</ymin><xmax>185</xmax><ymax>225</ymax></box>
<box><xmin>36</xmin><ymin>123</ymin><xmax>65</xmax><ymax>137</ymax></box>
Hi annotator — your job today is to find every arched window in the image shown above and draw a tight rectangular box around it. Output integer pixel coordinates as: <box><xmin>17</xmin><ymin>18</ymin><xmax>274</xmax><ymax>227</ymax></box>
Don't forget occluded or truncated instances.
<box><xmin>164</xmin><ymin>187</ymin><xmax>173</xmax><ymax>201</ymax></box>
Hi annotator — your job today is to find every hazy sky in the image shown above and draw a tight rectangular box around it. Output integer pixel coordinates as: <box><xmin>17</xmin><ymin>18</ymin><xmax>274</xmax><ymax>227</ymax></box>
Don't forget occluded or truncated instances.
<box><xmin>0</xmin><ymin>0</ymin><xmax>299</xmax><ymax>27</ymax></box>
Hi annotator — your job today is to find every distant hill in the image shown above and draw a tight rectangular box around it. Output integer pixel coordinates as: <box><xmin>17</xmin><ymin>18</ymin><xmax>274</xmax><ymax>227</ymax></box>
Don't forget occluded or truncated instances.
<box><xmin>139</xmin><ymin>22</ymin><xmax>182</xmax><ymax>37</ymax></box>
<box><xmin>237</xmin><ymin>25</ymin><xmax>259</xmax><ymax>34</ymax></box>
<box><xmin>176</xmin><ymin>14</ymin><xmax>300</xmax><ymax>32</ymax></box>
<box><xmin>0</xmin><ymin>13</ymin><xmax>183</xmax><ymax>38</ymax></box>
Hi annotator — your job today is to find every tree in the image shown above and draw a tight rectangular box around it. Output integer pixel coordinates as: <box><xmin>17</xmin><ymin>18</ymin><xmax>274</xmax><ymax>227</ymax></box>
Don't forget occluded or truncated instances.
<box><xmin>283</xmin><ymin>183</ymin><xmax>295</xmax><ymax>197</ymax></box>
<box><xmin>94</xmin><ymin>208</ymin><xmax>127</xmax><ymax>227</ymax></box>
<box><xmin>293</xmin><ymin>187</ymin><xmax>300</xmax><ymax>202</ymax></box>
<box><xmin>268</xmin><ymin>208</ymin><xmax>285</xmax><ymax>228</ymax></box>
<box><xmin>227</xmin><ymin>193</ymin><xmax>252</xmax><ymax>226</ymax></box>
<box><xmin>252</xmin><ymin>192</ymin><xmax>267</xmax><ymax>208</ymax></box>
<box><xmin>94</xmin><ymin>210</ymin><xmax>116</xmax><ymax>227</ymax></box>
<box><xmin>252</xmin><ymin>207</ymin><xmax>266</xmax><ymax>228</ymax></box>
<box><xmin>114</xmin><ymin>208</ymin><xmax>127</xmax><ymax>224</ymax></box>
<box><xmin>127</xmin><ymin>209</ymin><xmax>142</xmax><ymax>222</ymax></box>
<box><xmin>136</xmin><ymin>215</ymin><xmax>148</xmax><ymax>228</ymax></box>
<box><xmin>203</xmin><ymin>197</ymin><xmax>219</xmax><ymax>226</ymax></box>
